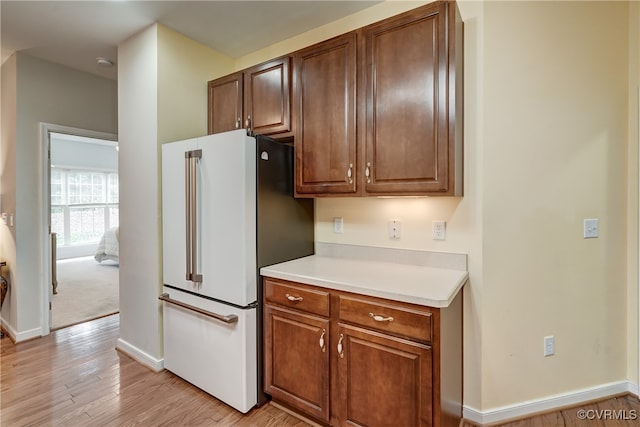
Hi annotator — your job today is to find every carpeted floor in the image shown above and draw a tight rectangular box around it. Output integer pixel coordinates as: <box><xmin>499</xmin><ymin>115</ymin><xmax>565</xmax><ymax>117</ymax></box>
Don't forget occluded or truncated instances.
<box><xmin>52</xmin><ymin>256</ymin><xmax>119</xmax><ymax>330</ymax></box>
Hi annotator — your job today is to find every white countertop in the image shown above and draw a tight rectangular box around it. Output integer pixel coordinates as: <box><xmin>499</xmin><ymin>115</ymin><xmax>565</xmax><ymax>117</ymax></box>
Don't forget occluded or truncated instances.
<box><xmin>260</xmin><ymin>254</ymin><xmax>468</xmax><ymax>308</ymax></box>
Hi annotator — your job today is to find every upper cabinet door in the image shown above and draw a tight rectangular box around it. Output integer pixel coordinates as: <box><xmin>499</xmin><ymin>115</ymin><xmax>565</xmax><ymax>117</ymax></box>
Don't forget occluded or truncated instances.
<box><xmin>244</xmin><ymin>56</ymin><xmax>291</xmax><ymax>136</ymax></box>
<box><xmin>362</xmin><ymin>1</ymin><xmax>458</xmax><ymax>195</ymax></box>
<box><xmin>293</xmin><ymin>32</ymin><xmax>357</xmax><ymax>196</ymax></box>
<box><xmin>208</xmin><ymin>72</ymin><xmax>243</xmax><ymax>135</ymax></box>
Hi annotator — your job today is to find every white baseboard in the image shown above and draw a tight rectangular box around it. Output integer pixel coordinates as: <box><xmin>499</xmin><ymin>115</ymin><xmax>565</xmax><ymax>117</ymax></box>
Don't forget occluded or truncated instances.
<box><xmin>1</xmin><ymin>317</ymin><xmax>42</xmax><ymax>343</ymax></box>
<box><xmin>464</xmin><ymin>381</ymin><xmax>636</xmax><ymax>425</ymax></box>
<box><xmin>116</xmin><ymin>338</ymin><xmax>164</xmax><ymax>372</ymax></box>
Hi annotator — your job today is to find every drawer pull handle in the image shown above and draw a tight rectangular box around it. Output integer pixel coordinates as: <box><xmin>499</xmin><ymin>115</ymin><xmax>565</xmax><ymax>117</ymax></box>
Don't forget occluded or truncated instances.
<box><xmin>285</xmin><ymin>294</ymin><xmax>303</xmax><ymax>302</ymax></box>
<box><xmin>319</xmin><ymin>329</ymin><xmax>326</xmax><ymax>352</ymax></box>
<box><xmin>369</xmin><ymin>312</ymin><xmax>394</xmax><ymax>323</ymax></box>
<box><xmin>337</xmin><ymin>333</ymin><xmax>344</xmax><ymax>358</ymax></box>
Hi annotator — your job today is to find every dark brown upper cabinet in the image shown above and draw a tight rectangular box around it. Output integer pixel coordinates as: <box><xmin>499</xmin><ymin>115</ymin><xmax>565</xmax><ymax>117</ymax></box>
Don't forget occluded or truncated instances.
<box><xmin>293</xmin><ymin>1</ymin><xmax>463</xmax><ymax>197</ymax></box>
<box><xmin>208</xmin><ymin>72</ymin><xmax>243</xmax><ymax>135</ymax></box>
<box><xmin>361</xmin><ymin>1</ymin><xmax>462</xmax><ymax>196</ymax></box>
<box><xmin>208</xmin><ymin>56</ymin><xmax>291</xmax><ymax>137</ymax></box>
<box><xmin>293</xmin><ymin>32</ymin><xmax>357</xmax><ymax>196</ymax></box>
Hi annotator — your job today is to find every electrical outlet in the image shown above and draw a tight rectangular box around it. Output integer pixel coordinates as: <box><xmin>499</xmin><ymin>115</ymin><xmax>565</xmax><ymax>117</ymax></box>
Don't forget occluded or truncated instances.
<box><xmin>544</xmin><ymin>335</ymin><xmax>554</xmax><ymax>357</ymax></box>
<box><xmin>333</xmin><ymin>217</ymin><xmax>344</xmax><ymax>234</ymax></box>
<box><xmin>388</xmin><ymin>220</ymin><xmax>401</xmax><ymax>240</ymax></box>
<box><xmin>432</xmin><ymin>220</ymin><xmax>446</xmax><ymax>240</ymax></box>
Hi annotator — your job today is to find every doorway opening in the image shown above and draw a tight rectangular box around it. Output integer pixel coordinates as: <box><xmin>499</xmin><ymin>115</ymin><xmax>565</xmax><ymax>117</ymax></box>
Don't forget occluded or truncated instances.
<box><xmin>40</xmin><ymin>123</ymin><xmax>118</xmax><ymax>334</ymax></box>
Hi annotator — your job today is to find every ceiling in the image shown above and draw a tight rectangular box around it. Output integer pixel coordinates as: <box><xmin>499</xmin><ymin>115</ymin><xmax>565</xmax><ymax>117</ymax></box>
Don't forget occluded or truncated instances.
<box><xmin>1</xmin><ymin>0</ymin><xmax>381</xmax><ymax>80</ymax></box>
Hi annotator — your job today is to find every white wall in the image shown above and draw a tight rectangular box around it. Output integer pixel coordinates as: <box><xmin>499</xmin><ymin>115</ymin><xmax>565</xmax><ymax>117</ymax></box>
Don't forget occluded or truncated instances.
<box><xmin>117</xmin><ymin>24</ymin><xmax>162</xmax><ymax>367</ymax></box>
<box><xmin>116</xmin><ymin>23</ymin><xmax>234</xmax><ymax>368</ymax></box>
<box><xmin>0</xmin><ymin>53</ymin><xmax>117</xmax><ymax>340</ymax></box>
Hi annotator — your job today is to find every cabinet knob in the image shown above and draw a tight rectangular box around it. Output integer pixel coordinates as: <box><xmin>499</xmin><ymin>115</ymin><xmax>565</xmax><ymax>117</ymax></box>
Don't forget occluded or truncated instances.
<box><xmin>235</xmin><ymin>118</ymin><xmax>240</xmax><ymax>129</ymax></box>
<box><xmin>337</xmin><ymin>333</ymin><xmax>344</xmax><ymax>358</ymax></box>
<box><xmin>319</xmin><ymin>329</ymin><xmax>326</xmax><ymax>352</ymax></box>
<box><xmin>369</xmin><ymin>312</ymin><xmax>394</xmax><ymax>323</ymax></box>
<box><xmin>285</xmin><ymin>293</ymin><xmax>303</xmax><ymax>302</ymax></box>
<box><xmin>365</xmin><ymin>162</ymin><xmax>372</xmax><ymax>184</ymax></box>
<box><xmin>245</xmin><ymin>115</ymin><xmax>251</xmax><ymax>130</ymax></box>
<box><xmin>347</xmin><ymin>163</ymin><xmax>353</xmax><ymax>184</ymax></box>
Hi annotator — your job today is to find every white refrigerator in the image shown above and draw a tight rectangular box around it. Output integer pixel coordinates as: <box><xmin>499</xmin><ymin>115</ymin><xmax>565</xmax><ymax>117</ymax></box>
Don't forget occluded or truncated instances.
<box><xmin>160</xmin><ymin>129</ymin><xmax>314</xmax><ymax>413</ymax></box>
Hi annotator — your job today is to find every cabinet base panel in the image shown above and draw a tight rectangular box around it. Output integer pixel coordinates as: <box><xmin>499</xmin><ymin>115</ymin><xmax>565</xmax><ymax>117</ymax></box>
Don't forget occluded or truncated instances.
<box><xmin>270</xmin><ymin>401</ymin><xmax>327</xmax><ymax>427</ymax></box>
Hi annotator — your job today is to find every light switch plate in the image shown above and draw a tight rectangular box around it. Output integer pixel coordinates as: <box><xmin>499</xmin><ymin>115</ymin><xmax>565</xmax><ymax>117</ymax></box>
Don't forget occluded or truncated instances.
<box><xmin>583</xmin><ymin>218</ymin><xmax>599</xmax><ymax>239</ymax></box>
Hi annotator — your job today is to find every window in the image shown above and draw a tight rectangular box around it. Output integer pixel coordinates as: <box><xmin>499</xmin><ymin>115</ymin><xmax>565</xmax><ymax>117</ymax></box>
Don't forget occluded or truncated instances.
<box><xmin>51</xmin><ymin>168</ymin><xmax>119</xmax><ymax>246</ymax></box>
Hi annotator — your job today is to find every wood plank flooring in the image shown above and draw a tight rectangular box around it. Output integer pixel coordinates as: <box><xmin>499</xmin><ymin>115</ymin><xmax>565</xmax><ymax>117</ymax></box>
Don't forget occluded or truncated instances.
<box><xmin>0</xmin><ymin>315</ymin><xmax>308</xmax><ymax>427</ymax></box>
<box><xmin>1</xmin><ymin>314</ymin><xmax>639</xmax><ymax>426</ymax></box>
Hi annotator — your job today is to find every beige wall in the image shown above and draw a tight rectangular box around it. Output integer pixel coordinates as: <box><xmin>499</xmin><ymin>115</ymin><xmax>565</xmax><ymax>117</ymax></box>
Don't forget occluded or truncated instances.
<box><xmin>627</xmin><ymin>0</ymin><xmax>640</xmax><ymax>390</ymax></box>
<box><xmin>235</xmin><ymin>0</ymin><xmax>636</xmax><ymax>414</ymax></box>
<box><xmin>0</xmin><ymin>53</ymin><xmax>117</xmax><ymax>339</ymax></box>
<box><xmin>0</xmin><ymin>54</ymin><xmax>17</xmax><ymax>330</ymax></box>
<box><xmin>481</xmin><ymin>0</ymin><xmax>629</xmax><ymax>408</ymax></box>
<box><xmin>157</xmin><ymin>25</ymin><xmax>234</xmax><ymax>143</ymax></box>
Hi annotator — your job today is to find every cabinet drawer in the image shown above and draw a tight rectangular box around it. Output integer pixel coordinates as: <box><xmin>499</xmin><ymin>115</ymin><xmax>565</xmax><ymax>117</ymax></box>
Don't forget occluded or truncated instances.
<box><xmin>339</xmin><ymin>295</ymin><xmax>433</xmax><ymax>343</ymax></box>
<box><xmin>264</xmin><ymin>279</ymin><xmax>330</xmax><ymax>317</ymax></box>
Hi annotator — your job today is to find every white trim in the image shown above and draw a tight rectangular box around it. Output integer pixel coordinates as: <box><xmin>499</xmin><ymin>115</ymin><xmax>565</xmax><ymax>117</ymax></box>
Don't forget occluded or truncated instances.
<box><xmin>39</xmin><ymin>123</ymin><xmax>117</xmax><ymax>337</ymax></box>
<box><xmin>1</xmin><ymin>316</ymin><xmax>41</xmax><ymax>342</ymax></box>
<box><xmin>116</xmin><ymin>338</ymin><xmax>164</xmax><ymax>372</ymax></box>
<box><xmin>463</xmin><ymin>381</ymin><xmax>633</xmax><ymax>425</ymax></box>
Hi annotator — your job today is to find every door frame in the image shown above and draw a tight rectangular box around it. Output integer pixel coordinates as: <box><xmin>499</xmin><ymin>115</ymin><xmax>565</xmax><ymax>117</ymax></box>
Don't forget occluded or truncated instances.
<box><xmin>39</xmin><ymin>122</ymin><xmax>117</xmax><ymax>335</ymax></box>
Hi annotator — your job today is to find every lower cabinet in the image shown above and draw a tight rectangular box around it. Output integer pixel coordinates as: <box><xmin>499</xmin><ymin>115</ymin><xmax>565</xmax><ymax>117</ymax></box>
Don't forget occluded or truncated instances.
<box><xmin>264</xmin><ymin>305</ymin><xmax>330</xmax><ymax>422</ymax></box>
<box><xmin>336</xmin><ymin>324</ymin><xmax>433</xmax><ymax>427</ymax></box>
<box><xmin>263</xmin><ymin>277</ymin><xmax>463</xmax><ymax>427</ymax></box>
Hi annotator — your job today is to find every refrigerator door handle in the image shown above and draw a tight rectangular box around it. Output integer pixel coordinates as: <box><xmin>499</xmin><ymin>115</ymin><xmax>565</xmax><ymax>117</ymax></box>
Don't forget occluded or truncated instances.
<box><xmin>185</xmin><ymin>149</ymin><xmax>203</xmax><ymax>283</ymax></box>
<box><xmin>160</xmin><ymin>293</ymin><xmax>238</xmax><ymax>324</ymax></box>
<box><xmin>184</xmin><ymin>152</ymin><xmax>192</xmax><ymax>281</ymax></box>
<box><xmin>190</xmin><ymin>149</ymin><xmax>202</xmax><ymax>283</ymax></box>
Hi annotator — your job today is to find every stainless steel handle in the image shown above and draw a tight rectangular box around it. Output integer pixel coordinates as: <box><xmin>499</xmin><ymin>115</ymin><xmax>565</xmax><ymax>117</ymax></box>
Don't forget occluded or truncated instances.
<box><xmin>184</xmin><ymin>153</ymin><xmax>192</xmax><ymax>281</ymax></box>
<box><xmin>185</xmin><ymin>150</ymin><xmax>203</xmax><ymax>283</ymax></box>
<box><xmin>190</xmin><ymin>150</ymin><xmax>202</xmax><ymax>283</ymax></box>
<box><xmin>369</xmin><ymin>312</ymin><xmax>394</xmax><ymax>323</ymax></box>
<box><xmin>159</xmin><ymin>293</ymin><xmax>238</xmax><ymax>324</ymax></box>
<box><xmin>347</xmin><ymin>163</ymin><xmax>353</xmax><ymax>184</ymax></box>
<box><xmin>286</xmin><ymin>294</ymin><xmax>303</xmax><ymax>302</ymax></box>
<box><xmin>337</xmin><ymin>333</ymin><xmax>344</xmax><ymax>358</ymax></box>
<box><xmin>365</xmin><ymin>162</ymin><xmax>372</xmax><ymax>184</ymax></box>
<box><xmin>319</xmin><ymin>329</ymin><xmax>326</xmax><ymax>352</ymax></box>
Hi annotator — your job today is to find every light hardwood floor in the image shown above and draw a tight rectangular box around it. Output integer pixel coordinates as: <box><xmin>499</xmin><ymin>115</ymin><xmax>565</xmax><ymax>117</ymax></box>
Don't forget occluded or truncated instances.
<box><xmin>0</xmin><ymin>314</ymin><xmax>307</xmax><ymax>427</ymax></box>
<box><xmin>1</xmin><ymin>314</ymin><xmax>639</xmax><ymax>427</ymax></box>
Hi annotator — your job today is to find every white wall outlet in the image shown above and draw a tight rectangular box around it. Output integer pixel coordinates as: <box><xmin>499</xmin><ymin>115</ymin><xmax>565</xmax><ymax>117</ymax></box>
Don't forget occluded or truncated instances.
<box><xmin>388</xmin><ymin>219</ymin><xmax>401</xmax><ymax>240</ymax></box>
<box><xmin>583</xmin><ymin>218</ymin><xmax>599</xmax><ymax>238</ymax></box>
<box><xmin>333</xmin><ymin>217</ymin><xmax>344</xmax><ymax>234</ymax></box>
<box><xmin>432</xmin><ymin>220</ymin><xmax>446</xmax><ymax>240</ymax></box>
<box><xmin>544</xmin><ymin>335</ymin><xmax>555</xmax><ymax>357</ymax></box>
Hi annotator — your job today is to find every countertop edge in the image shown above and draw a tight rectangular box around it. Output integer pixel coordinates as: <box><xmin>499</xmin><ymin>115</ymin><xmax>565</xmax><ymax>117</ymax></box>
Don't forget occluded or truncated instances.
<box><xmin>261</xmin><ymin>261</ymin><xmax>469</xmax><ymax>309</ymax></box>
